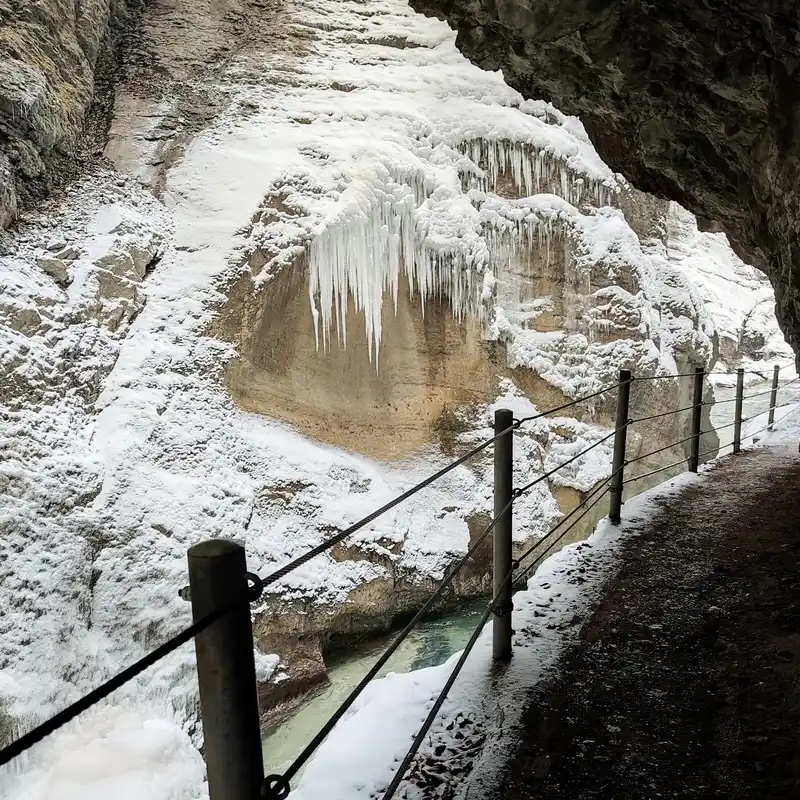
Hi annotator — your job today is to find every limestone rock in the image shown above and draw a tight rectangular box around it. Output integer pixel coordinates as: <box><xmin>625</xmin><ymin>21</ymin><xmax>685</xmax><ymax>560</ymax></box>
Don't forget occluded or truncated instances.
<box><xmin>0</xmin><ymin>0</ymin><xmax>144</xmax><ymax>225</ymax></box>
<box><xmin>36</xmin><ymin>255</ymin><xmax>70</xmax><ymax>286</ymax></box>
<box><xmin>53</xmin><ymin>244</ymin><xmax>80</xmax><ymax>262</ymax></box>
<box><xmin>409</xmin><ymin>0</ymin><xmax>800</xmax><ymax>362</ymax></box>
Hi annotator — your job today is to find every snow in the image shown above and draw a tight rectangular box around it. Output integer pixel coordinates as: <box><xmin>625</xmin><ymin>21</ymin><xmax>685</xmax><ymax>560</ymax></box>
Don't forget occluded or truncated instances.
<box><xmin>666</xmin><ymin>203</ymin><xmax>795</xmax><ymax>383</ymax></box>
<box><xmin>8</xmin><ymin>708</ymin><xmax>207</xmax><ymax>800</ymax></box>
<box><xmin>2</xmin><ymin>3</ymin><xmax>582</xmax><ymax>751</ymax></box>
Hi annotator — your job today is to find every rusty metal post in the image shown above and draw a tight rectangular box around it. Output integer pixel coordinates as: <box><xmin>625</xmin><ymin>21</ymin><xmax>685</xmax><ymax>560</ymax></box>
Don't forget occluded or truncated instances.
<box><xmin>492</xmin><ymin>408</ymin><xmax>514</xmax><ymax>662</ymax></box>
<box><xmin>608</xmin><ymin>369</ymin><xmax>632</xmax><ymax>524</ymax></box>
<box><xmin>188</xmin><ymin>540</ymin><xmax>264</xmax><ymax>800</ymax></box>
<box><xmin>768</xmin><ymin>364</ymin><xmax>780</xmax><ymax>431</ymax></box>
<box><xmin>733</xmin><ymin>367</ymin><xmax>745</xmax><ymax>453</ymax></box>
<box><xmin>688</xmin><ymin>367</ymin><xmax>704</xmax><ymax>472</ymax></box>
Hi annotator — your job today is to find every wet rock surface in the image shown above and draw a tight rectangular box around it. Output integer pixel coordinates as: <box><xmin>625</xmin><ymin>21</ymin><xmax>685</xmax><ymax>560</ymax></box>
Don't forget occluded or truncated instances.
<box><xmin>409</xmin><ymin>0</ymin><xmax>800</xmax><ymax>360</ymax></box>
<box><xmin>493</xmin><ymin>445</ymin><xmax>800</xmax><ymax>799</ymax></box>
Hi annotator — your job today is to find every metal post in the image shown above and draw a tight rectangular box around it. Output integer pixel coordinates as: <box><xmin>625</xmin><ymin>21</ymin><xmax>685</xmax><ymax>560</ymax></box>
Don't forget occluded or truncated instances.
<box><xmin>188</xmin><ymin>540</ymin><xmax>264</xmax><ymax>800</ymax></box>
<box><xmin>608</xmin><ymin>369</ymin><xmax>632</xmax><ymax>524</ymax></box>
<box><xmin>492</xmin><ymin>408</ymin><xmax>513</xmax><ymax>662</ymax></box>
<box><xmin>688</xmin><ymin>367</ymin><xmax>704</xmax><ymax>473</ymax></box>
<box><xmin>733</xmin><ymin>367</ymin><xmax>745</xmax><ymax>454</ymax></box>
<box><xmin>768</xmin><ymin>364</ymin><xmax>780</xmax><ymax>430</ymax></box>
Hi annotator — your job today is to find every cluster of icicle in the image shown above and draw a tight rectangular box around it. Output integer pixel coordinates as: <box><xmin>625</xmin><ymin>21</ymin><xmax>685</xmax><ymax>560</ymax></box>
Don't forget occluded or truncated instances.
<box><xmin>308</xmin><ymin>143</ymin><xmax>601</xmax><ymax>367</ymax></box>
<box><xmin>308</xmin><ymin>180</ymin><xmax>488</xmax><ymax>366</ymax></box>
<box><xmin>460</xmin><ymin>139</ymin><xmax>614</xmax><ymax>208</ymax></box>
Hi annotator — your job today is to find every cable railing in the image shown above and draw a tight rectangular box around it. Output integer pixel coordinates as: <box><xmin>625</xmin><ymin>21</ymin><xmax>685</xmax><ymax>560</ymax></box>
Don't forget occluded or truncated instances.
<box><xmin>1</xmin><ymin>362</ymin><xmax>798</xmax><ymax>800</ymax></box>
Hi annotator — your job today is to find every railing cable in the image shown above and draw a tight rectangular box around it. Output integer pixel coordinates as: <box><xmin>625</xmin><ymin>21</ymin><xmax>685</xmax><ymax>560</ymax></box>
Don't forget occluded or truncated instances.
<box><xmin>0</xmin><ymin>596</ymin><xmax>248</xmax><ymax>768</ymax></box>
<box><xmin>623</xmin><ymin>458</ymin><xmax>686</xmax><ymax>485</ymax></box>
<box><xmin>279</xmin><ymin>425</ymin><xmax>627</xmax><ymax>785</ymax></box>
<box><xmin>739</xmin><ymin>404</ymin><xmax>800</xmax><ymax>442</ymax></box>
<box><xmin>257</xmin><ymin>425</ymin><xmax>514</xmax><ymax>590</ymax></box>
<box><xmin>626</xmin><ymin>431</ymin><xmax>697</xmax><ymax>465</ymax></box>
<box><xmin>743</xmin><ymin>376</ymin><xmax>800</xmax><ymax>400</ymax></box>
<box><xmin>4</xmin><ymin>368</ymin><xmax>795</xmax><ymax>780</ymax></box>
<box><xmin>515</xmin><ymin>381</ymin><xmax>625</xmax><ymax>426</ymax></box>
<box><xmin>514</xmin><ymin>479</ymin><xmax>615</xmax><ymax>580</ymax></box>
<box><xmin>380</xmin><ymin>593</ymin><xmax>497</xmax><ymax>800</ymax></box>
<box><xmin>630</xmin><ymin>403</ymin><xmax>703</xmax><ymax>424</ymax></box>
<box><xmin>516</xmin><ymin>485</ymin><xmax>614</xmax><ymax>582</ymax></box>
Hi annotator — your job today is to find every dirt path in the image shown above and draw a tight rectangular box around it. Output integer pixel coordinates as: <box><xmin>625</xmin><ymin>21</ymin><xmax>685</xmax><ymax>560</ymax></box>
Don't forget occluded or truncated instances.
<box><xmin>494</xmin><ymin>445</ymin><xmax>800</xmax><ymax>800</ymax></box>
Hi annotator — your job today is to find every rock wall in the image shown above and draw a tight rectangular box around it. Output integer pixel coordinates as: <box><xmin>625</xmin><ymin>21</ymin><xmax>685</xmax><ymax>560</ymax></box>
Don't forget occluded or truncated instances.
<box><xmin>0</xmin><ymin>0</ymin><xmax>143</xmax><ymax>228</ymax></box>
<box><xmin>0</xmin><ymin>0</ymin><xmax>784</xmax><ymax>789</ymax></box>
<box><xmin>408</xmin><ymin>0</ymin><xmax>800</xmax><ymax>364</ymax></box>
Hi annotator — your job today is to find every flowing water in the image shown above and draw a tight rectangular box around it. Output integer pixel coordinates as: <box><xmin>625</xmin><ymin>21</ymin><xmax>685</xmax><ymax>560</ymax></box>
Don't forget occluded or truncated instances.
<box><xmin>261</xmin><ymin>600</ymin><xmax>488</xmax><ymax>777</ymax></box>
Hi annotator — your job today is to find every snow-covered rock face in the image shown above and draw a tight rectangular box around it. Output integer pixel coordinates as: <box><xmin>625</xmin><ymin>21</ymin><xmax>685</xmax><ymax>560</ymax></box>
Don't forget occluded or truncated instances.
<box><xmin>666</xmin><ymin>203</ymin><xmax>795</xmax><ymax>381</ymax></box>
<box><xmin>0</xmin><ymin>0</ymin><xmax>792</xmax><ymax>797</ymax></box>
<box><xmin>204</xmin><ymin>11</ymin><xmax>715</xmax><ymax>462</ymax></box>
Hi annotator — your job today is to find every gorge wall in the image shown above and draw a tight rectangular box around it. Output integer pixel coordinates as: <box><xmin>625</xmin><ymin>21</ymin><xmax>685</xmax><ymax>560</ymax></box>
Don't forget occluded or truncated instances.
<box><xmin>0</xmin><ymin>0</ymin><xmax>147</xmax><ymax>232</ymax></box>
<box><xmin>409</xmin><ymin>0</ymin><xmax>800</xmax><ymax>364</ymax></box>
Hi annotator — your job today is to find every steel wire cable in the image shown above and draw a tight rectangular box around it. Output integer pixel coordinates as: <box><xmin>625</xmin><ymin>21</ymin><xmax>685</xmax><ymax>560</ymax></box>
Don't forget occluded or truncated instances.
<box><xmin>274</xmin><ymin>427</ymin><xmax>626</xmax><ymax>789</ymax></box>
<box><xmin>517</xmin><ymin>486</ymin><xmax>610</xmax><ymax>580</ymax></box>
<box><xmin>370</xmin><ymin>456</ymin><xmax>624</xmax><ymax>798</ymax></box>
<box><xmin>0</xmin><ymin>595</ymin><xmax>246</xmax><ymax>767</ymax></box>
<box><xmin>739</xmin><ymin>404</ymin><xmax>800</xmax><ymax>441</ymax></box>
<box><xmin>380</xmin><ymin>594</ymin><xmax>496</xmax><ymax>800</ymax></box>
<box><xmin>256</xmin><ymin>424</ymin><xmax>518</xmax><ymax>590</ymax></box>
<box><xmin>0</xmin><ymin>428</ymin><xmax>520</xmax><ymax>767</ymax></box>
<box><xmin>11</xmin><ymin>368</ymin><xmax>784</xmax><ymax>773</ymax></box>
<box><xmin>0</xmin><ymin>385</ymin><xmax>625</xmax><ymax>770</ymax></box>
<box><xmin>514</xmin><ymin>474</ymin><xmax>616</xmax><ymax>570</ymax></box>
<box><xmin>744</xmin><ymin>386</ymin><xmax>782</xmax><ymax>400</ymax></box>
<box><xmin>630</xmin><ymin>372</ymin><xmax>700</xmax><ymax>380</ymax></box>
<box><xmin>707</xmin><ymin>419</ymin><xmax>739</xmax><ymax>434</ymax></box>
<box><xmin>515</xmin><ymin>381</ymin><xmax>626</xmax><ymax>426</ymax></box>
<box><xmin>626</xmin><ymin>430</ymin><xmax>698</xmax><ymax>464</ymax></box>
<box><xmin>312</xmin><ymin>382</ymin><xmax>800</xmax><ymax>800</ymax></box>
<box><xmin>629</xmin><ymin>403</ymin><xmax>703</xmax><ymax>424</ymax></box>
<box><xmin>514</xmin><ymin>483</ymin><xmax>615</xmax><ymax>582</ymax></box>
<box><xmin>622</xmin><ymin>458</ymin><xmax>687</xmax><ymax>486</ymax></box>
<box><xmin>631</xmin><ymin>370</ymin><xmax>745</xmax><ymax>381</ymax></box>
<box><xmin>697</xmin><ymin>447</ymin><xmax>723</xmax><ymax>461</ymax></box>
<box><xmin>743</xmin><ymin>376</ymin><xmax>800</xmax><ymax>399</ymax></box>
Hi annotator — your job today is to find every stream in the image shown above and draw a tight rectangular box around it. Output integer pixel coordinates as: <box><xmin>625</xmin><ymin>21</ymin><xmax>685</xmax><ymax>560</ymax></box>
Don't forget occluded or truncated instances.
<box><xmin>261</xmin><ymin>599</ymin><xmax>488</xmax><ymax>777</ymax></box>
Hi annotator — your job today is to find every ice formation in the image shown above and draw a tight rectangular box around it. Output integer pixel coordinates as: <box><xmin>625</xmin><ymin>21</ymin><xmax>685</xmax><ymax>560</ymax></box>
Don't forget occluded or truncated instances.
<box><xmin>308</xmin><ymin>176</ymin><xmax>486</xmax><ymax>363</ymax></box>
<box><xmin>458</xmin><ymin>138</ymin><xmax>614</xmax><ymax>207</ymax></box>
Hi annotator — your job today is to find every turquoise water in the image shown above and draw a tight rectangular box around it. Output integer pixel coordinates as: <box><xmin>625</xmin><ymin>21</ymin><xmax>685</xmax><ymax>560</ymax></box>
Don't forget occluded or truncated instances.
<box><xmin>261</xmin><ymin>600</ymin><xmax>487</xmax><ymax>777</ymax></box>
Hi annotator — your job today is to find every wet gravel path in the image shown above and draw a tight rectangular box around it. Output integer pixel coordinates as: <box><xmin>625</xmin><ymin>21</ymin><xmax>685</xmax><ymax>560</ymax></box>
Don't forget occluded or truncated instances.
<box><xmin>494</xmin><ymin>446</ymin><xmax>800</xmax><ymax>800</ymax></box>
